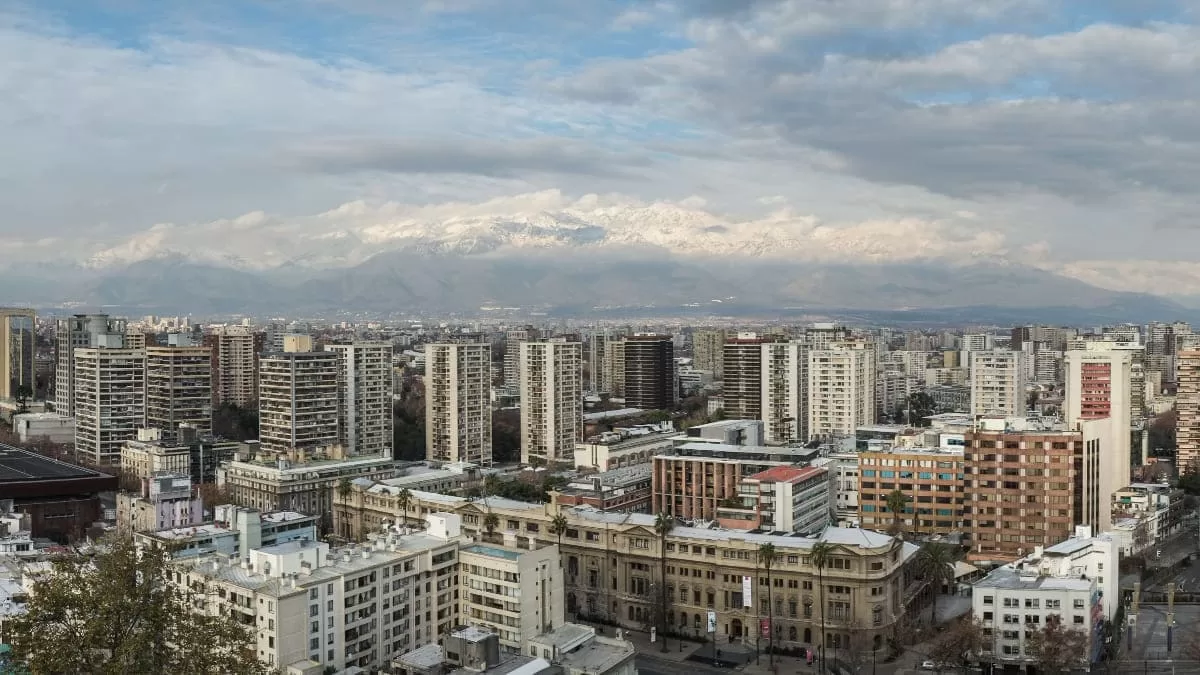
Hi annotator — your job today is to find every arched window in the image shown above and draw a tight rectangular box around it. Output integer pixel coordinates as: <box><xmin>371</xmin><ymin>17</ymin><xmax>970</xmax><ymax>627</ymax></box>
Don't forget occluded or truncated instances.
<box><xmin>680</xmin><ymin>612</ymin><xmax>689</xmax><ymax>628</ymax></box>
<box><xmin>804</xmin><ymin>628</ymin><xmax>812</xmax><ymax>643</ymax></box>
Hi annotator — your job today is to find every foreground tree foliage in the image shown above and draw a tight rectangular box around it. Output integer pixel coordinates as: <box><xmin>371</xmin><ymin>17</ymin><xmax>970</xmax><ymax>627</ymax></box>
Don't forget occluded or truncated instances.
<box><xmin>8</xmin><ymin>537</ymin><xmax>267</xmax><ymax>675</ymax></box>
<box><xmin>930</xmin><ymin>616</ymin><xmax>985</xmax><ymax>670</ymax></box>
<box><xmin>1027</xmin><ymin>614</ymin><xmax>1090</xmax><ymax>675</ymax></box>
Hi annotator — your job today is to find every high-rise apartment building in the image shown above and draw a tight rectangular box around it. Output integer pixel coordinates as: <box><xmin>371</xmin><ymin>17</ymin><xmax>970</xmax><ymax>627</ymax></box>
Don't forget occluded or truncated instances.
<box><xmin>692</xmin><ymin>329</ymin><xmax>727</xmax><ymax>380</ymax></box>
<box><xmin>0</xmin><ymin>308</ymin><xmax>35</xmax><ymax>401</ymax></box>
<box><xmin>55</xmin><ymin>314</ymin><xmax>127</xmax><ymax>415</ymax></box>
<box><xmin>205</xmin><ymin>325</ymin><xmax>264</xmax><ymax>408</ymax></box>
<box><xmin>622</xmin><ymin>335</ymin><xmax>675</xmax><ymax>410</ymax></box>
<box><xmin>584</xmin><ymin>330</ymin><xmax>608</xmax><ymax>393</ymax></box>
<box><xmin>968</xmin><ymin>349</ymin><xmax>1027</xmax><ymax>418</ymax></box>
<box><xmin>1065</xmin><ymin>343</ymin><xmax>1135</xmax><ymax>494</ymax></box>
<box><xmin>258</xmin><ymin>343</ymin><xmax>339</xmax><ymax>454</ymax></box>
<box><xmin>722</xmin><ymin>333</ymin><xmax>770</xmax><ymax>420</ymax></box>
<box><xmin>425</xmin><ymin>342</ymin><xmax>492</xmax><ymax>466</ymax></box>
<box><xmin>520</xmin><ymin>339</ymin><xmax>582</xmax><ymax>466</ymax></box>
<box><xmin>963</xmin><ymin>417</ymin><xmax>1112</xmax><ymax>562</ymax></box>
<box><xmin>961</xmin><ymin>333</ymin><xmax>993</xmax><ymax>352</ymax></box>
<box><xmin>504</xmin><ymin>326</ymin><xmax>538</xmax><ymax>386</ymax></box>
<box><xmin>1177</xmin><ymin>350</ymin><xmax>1200</xmax><ymax>471</ymax></box>
<box><xmin>807</xmin><ymin>340</ymin><xmax>875</xmax><ymax>442</ymax></box>
<box><xmin>858</xmin><ymin>447</ymin><xmax>965</xmax><ymax>536</ymax></box>
<box><xmin>602</xmin><ymin>338</ymin><xmax>626</xmax><ymax>397</ymax></box>
<box><xmin>761</xmin><ymin>341</ymin><xmax>806</xmax><ymax>443</ymax></box>
<box><xmin>325</xmin><ymin>342</ymin><xmax>393</xmax><ymax>458</ymax></box>
<box><xmin>74</xmin><ymin>346</ymin><xmax>146</xmax><ymax>465</ymax></box>
<box><xmin>145</xmin><ymin>337</ymin><xmax>213</xmax><ymax>438</ymax></box>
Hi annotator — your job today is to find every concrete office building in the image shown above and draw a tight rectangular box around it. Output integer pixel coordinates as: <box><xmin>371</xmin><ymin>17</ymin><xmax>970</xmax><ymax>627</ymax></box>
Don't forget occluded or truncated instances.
<box><xmin>54</xmin><ymin>313</ymin><xmax>127</xmax><ymax>415</ymax></box>
<box><xmin>722</xmin><ymin>334</ymin><xmax>770</xmax><ymax>421</ymax></box>
<box><xmin>145</xmin><ymin>336</ymin><xmax>213</xmax><ymax>438</ymax></box>
<box><xmin>258</xmin><ymin>339</ymin><xmax>340</xmax><ymax>454</ymax></box>
<box><xmin>963</xmin><ymin>416</ymin><xmax>1113</xmax><ymax>563</ymax></box>
<box><xmin>0</xmin><ymin>308</ymin><xmax>35</xmax><ymax>402</ymax></box>
<box><xmin>807</xmin><ymin>341</ymin><xmax>875</xmax><ymax>442</ymax></box>
<box><xmin>520</xmin><ymin>340</ymin><xmax>583</xmax><ymax>466</ymax></box>
<box><xmin>425</xmin><ymin>342</ymin><xmax>493</xmax><ymax>466</ymax></box>
<box><xmin>761</xmin><ymin>341</ymin><xmax>807</xmax><ymax>444</ymax></box>
<box><xmin>326</xmin><ymin>342</ymin><xmax>394</xmax><ymax>458</ymax></box>
<box><xmin>459</xmin><ymin>542</ymin><xmax>564</xmax><ymax>652</ymax></box>
<box><xmin>205</xmin><ymin>325</ymin><xmax>263</xmax><ymax>408</ymax></box>
<box><xmin>574</xmin><ymin>422</ymin><xmax>676</xmax><ymax>472</ymax></box>
<box><xmin>1064</xmin><ymin>343</ymin><xmax>1135</xmax><ymax>496</ymax></box>
<box><xmin>73</xmin><ymin>345</ymin><xmax>146</xmax><ymax>465</ymax></box>
<box><xmin>715</xmin><ymin>465</ymin><xmax>832</xmax><ymax>534</ymax></box>
<box><xmin>653</xmin><ymin>442</ymin><xmax>820</xmax><ymax>519</ymax></box>
<box><xmin>622</xmin><ymin>335</ymin><xmax>675</xmax><ymax>410</ymax></box>
<box><xmin>692</xmin><ymin>329</ymin><xmax>727</xmax><ymax>380</ymax></box>
<box><xmin>858</xmin><ymin>448</ymin><xmax>965</xmax><ymax>536</ymax></box>
<box><xmin>968</xmin><ymin>349</ymin><xmax>1027</xmax><ymax>418</ymax></box>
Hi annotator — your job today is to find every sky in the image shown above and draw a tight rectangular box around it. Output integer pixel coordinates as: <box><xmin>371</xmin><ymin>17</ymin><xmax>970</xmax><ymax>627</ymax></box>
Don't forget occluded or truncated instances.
<box><xmin>4</xmin><ymin>0</ymin><xmax>1200</xmax><ymax>294</ymax></box>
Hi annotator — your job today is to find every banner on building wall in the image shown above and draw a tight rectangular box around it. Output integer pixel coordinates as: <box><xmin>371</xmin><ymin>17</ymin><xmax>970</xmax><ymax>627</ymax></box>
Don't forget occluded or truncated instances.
<box><xmin>742</xmin><ymin>575</ymin><xmax>753</xmax><ymax>607</ymax></box>
<box><xmin>707</xmin><ymin>610</ymin><xmax>717</xmax><ymax>633</ymax></box>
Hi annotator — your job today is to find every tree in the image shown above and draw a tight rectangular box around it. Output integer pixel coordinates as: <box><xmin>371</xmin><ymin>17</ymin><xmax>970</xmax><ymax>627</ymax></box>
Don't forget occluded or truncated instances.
<box><xmin>930</xmin><ymin>616</ymin><xmax>985</xmax><ymax>671</ymax></box>
<box><xmin>13</xmin><ymin>384</ymin><xmax>32</xmax><ymax>414</ymax></box>
<box><xmin>654</xmin><ymin>512</ymin><xmax>674</xmax><ymax>652</ymax></box>
<box><xmin>759</xmin><ymin>543</ymin><xmax>778</xmax><ymax>666</ymax></box>
<box><xmin>7</xmin><ymin>537</ymin><xmax>266</xmax><ymax>674</ymax></box>
<box><xmin>1027</xmin><ymin>615</ymin><xmax>1090</xmax><ymax>674</ymax></box>
<box><xmin>483</xmin><ymin>511</ymin><xmax>500</xmax><ymax>540</ymax></box>
<box><xmin>492</xmin><ymin>408</ymin><xmax>521</xmax><ymax>463</ymax></box>
<box><xmin>397</xmin><ymin>487</ymin><xmax>412</xmax><ymax>530</ymax></box>
<box><xmin>811</xmin><ymin>542</ymin><xmax>835</xmax><ymax>674</ymax></box>
<box><xmin>885</xmin><ymin>489</ymin><xmax>909</xmax><ymax>536</ymax></box>
<box><xmin>212</xmin><ymin>402</ymin><xmax>258</xmax><ymax>441</ymax></box>
<box><xmin>896</xmin><ymin>392</ymin><xmax>936</xmax><ymax>426</ymax></box>
<box><xmin>914</xmin><ymin>543</ymin><xmax>957</xmax><ymax>625</ymax></box>
<box><xmin>549</xmin><ymin>513</ymin><xmax>569</xmax><ymax>549</ymax></box>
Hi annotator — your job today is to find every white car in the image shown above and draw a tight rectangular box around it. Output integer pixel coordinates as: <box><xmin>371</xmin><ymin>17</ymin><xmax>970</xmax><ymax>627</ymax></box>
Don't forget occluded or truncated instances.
<box><xmin>920</xmin><ymin>660</ymin><xmax>937</xmax><ymax>670</ymax></box>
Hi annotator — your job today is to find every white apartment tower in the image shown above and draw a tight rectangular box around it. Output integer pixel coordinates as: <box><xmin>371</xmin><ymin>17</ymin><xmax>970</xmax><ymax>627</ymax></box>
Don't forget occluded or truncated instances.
<box><xmin>520</xmin><ymin>339</ymin><xmax>583</xmax><ymax>466</ymax></box>
<box><xmin>761</xmin><ymin>341</ymin><xmax>807</xmax><ymax>444</ymax></box>
<box><xmin>74</xmin><ymin>345</ymin><xmax>146</xmax><ymax>464</ymax></box>
<box><xmin>145</xmin><ymin>336</ymin><xmax>214</xmax><ymax>438</ymax></box>
<box><xmin>806</xmin><ymin>340</ymin><xmax>875</xmax><ymax>442</ymax></box>
<box><xmin>55</xmin><ymin>314</ymin><xmax>127</xmax><ymax>415</ymax></box>
<box><xmin>326</xmin><ymin>342</ymin><xmax>394</xmax><ymax>458</ymax></box>
<box><xmin>425</xmin><ymin>342</ymin><xmax>493</xmax><ymax>466</ymax></box>
<box><xmin>207</xmin><ymin>325</ymin><xmax>261</xmax><ymax>408</ymax></box>
<box><xmin>968</xmin><ymin>349</ymin><xmax>1028</xmax><ymax>418</ymax></box>
<box><xmin>258</xmin><ymin>341</ymin><xmax>340</xmax><ymax>454</ymax></box>
<box><xmin>1065</xmin><ymin>343</ymin><xmax>1135</xmax><ymax>501</ymax></box>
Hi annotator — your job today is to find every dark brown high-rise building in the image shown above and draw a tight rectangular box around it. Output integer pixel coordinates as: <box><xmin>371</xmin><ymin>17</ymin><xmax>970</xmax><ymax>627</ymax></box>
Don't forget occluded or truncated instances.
<box><xmin>722</xmin><ymin>334</ymin><xmax>777</xmax><ymax>420</ymax></box>
<box><xmin>623</xmin><ymin>335</ymin><xmax>675</xmax><ymax>410</ymax></box>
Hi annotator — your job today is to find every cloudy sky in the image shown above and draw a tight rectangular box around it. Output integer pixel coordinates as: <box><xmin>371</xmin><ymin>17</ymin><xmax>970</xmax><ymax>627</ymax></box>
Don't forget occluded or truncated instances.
<box><xmin>4</xmin><ymin>0</ymin><xmax>1200</xmax><ymax>293</ymax></box>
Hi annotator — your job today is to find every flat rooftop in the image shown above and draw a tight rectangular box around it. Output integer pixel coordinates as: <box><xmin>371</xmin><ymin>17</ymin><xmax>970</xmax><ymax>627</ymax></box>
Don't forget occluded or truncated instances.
<box><xmin>452</xmin><ymin>625</ymin><xmax>498</xmax><ymax>642</ymax></box>
<box><xmin>0</xmin><ymin>444</ymin><xmax>106</xmax><ymax>483</ymax></box>
<box><xmin>975</xmin><ymin>566</ymin><xmax>1093</xmax><ymax>592</ymax></box>
<box><xmin>461</xmin><ymin>544</ymin><xmax>521</xmax><ymax>561</ymax></box>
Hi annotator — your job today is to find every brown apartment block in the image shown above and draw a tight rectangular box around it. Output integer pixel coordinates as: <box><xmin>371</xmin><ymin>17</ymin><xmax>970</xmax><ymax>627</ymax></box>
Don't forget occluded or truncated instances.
<box><xmin>1177</xmin><ymin>350</ymin><xmax>1200</xmax><ymax>471</ymax></box>
<box><xmin>858</xmin><ymin>448</ymin><xmax>965</xmax><ymax>536</ymax></box>
<box><xmin>962</xmin><ymin>420</ymin><xmax>1108</xmax><ymax>563</ymax></box>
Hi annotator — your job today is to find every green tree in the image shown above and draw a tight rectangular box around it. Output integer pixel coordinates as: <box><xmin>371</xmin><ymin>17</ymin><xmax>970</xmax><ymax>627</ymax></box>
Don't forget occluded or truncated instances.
<box><xmin>7</xmin><ymin>537</ymin><xmax>266</xmax><ymax>674</ymax></box>
<box><xmin>1027</xmin><ymin>614</ymin><xmax>1090</xmax><ymax>674</ymax></box>
<box><xmin>549</xmin><ymin>513</ymin><xmax>569</xmax><ymax>549</ymax></box>
<box><xmin>483</xmin><ymin>511</ymin><xmax>500</xmax><ymax>539</ymax></box>
<box><xmin>885</xmin><ymin>489</ymin><xmax>909</xmax><ymax>536</ymax></box>
<box><xmin>930</xmin><ymin>616</ymin><xmax>985</xmax><ymax>670</ymax></box>
<box><xmin>759</xmin><ymin>543</ymin><xmax>777</xmax><ymax>666</ymax></box>
<box><xmin>397</xmin><ymin>487</ymin><xmax>412</xmax><ymax>530</ymax></box>
<box><xmin>655</xmin><ymin>512</ymin><xmax>675</xmax><ymax>652</ymax></box>
<box><xmin>914</xmin><ymin>543</ymin><xmax>958</xmax><ymax>625</ymax></box>
<box><xmin>811</xmin><ymin>542</ymin><xmax>835</xmax><ymax>674</ymax></box>
<box><xmin>13</xmin><ymin>384</ymin><xmax>32</xmax><ymax>414</ymax></box>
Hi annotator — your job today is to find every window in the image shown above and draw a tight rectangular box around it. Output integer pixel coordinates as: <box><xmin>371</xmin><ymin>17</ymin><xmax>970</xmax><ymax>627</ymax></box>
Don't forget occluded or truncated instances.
<box><xmin>983</xmin><ymin>595</ymin><xmax>994</xmax><ymax>606</ymax></box>
<box><xmin>1073</xmin><ymin>616</ymin><xmax>1084</xmax><ymax>625</ymax></box>
<box><xmin>1073</xmin><ymin>599</ymin><xmax>1085</xmax><ymax>609</ymax></box>
<box><xmin>1045</xmin><ymin>599</ymin><xmax>1060</xmax><ymax>610</ymax></box>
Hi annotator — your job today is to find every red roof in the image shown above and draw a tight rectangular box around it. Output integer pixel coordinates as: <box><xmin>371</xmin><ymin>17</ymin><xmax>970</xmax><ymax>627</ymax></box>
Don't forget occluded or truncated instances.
<box><xmin>748</xmin><ymin>465</ymin><xmax>826</xmax><ymax>483</ymax></box>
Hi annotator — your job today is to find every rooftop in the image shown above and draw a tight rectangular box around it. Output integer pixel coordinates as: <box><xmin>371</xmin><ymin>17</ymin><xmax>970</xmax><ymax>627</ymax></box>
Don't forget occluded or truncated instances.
<box><xmin>582</xmin><ymin>408</ymin><xmax>645</xmax><ymax>422</ymax></box>
<box><xmin>558</xmin><ymin>636</ymin><xmax>634</xmax><ymax>673</ymax></box>
<box><xmin>974</xmin><ymin>565</ymin><xmax>1094</xmax><ymax>592</ymax></box>
<box><xmin>669</xmin><ymin>442</ymin><xmax>817</xmax><ymax>457</ymax></box>
<box><xmin>450</xmin><ymin>657</ymin><xmax>550</xmax><ymax>675</ymax></box>
<box><xmin>260</xmin><ymin>511</ymin><xmax>312</xmax><ymax>524</ymax></box>
<box><xmin>462</xmin><ymin>544</ymin><xmax>521</xmax><ymax>561</ymax></box>
<box><xmin>529</xmin><ymin>623</ymin><xmax>595</xmax><ymax>652</ymax></box>
<box><xmin>0</xmin><ymin>444</ymin><xmax>106</xmax><ymax>483</ymax></box>
<box><xmin>747</xmin><ymin>465</ymin><xmax>826</xmax><ymax>483</ymax></box>
<box><xmin>398</xmin><ymin>643</ymin><xmax>445</xmax><ymax>669</ymax></box>
<box><xmin>452</xmin><ymin>625</ymin><xmax>498</xmax><ymax>643</ymax></box>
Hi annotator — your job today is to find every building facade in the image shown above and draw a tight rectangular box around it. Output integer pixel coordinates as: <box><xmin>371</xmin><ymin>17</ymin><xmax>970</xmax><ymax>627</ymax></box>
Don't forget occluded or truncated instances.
<box><xmin>459</xmin><ymin>542</ymin><xmax>564</xmax><ymax>651</ymax></box>
<box><xmin>326</xmin><ymin>342</ymin><xmax>394</xmax><ymax>458</ymax></box>
<box><xmin>807</xmin><ymin>341</ymin><xmax>875</xmax><ymax>442</ymax></box>
<box><xmin>73</xmin><ymin>346</ymin><xmax>146</xmax><ymax>465</ymax></box>
<box><xmin>722</xmin><ymin>334</ymin><xmax>770</xmax><ymax>421</ymax></box>
<box><xmin>761</xmin><ymin>341</ymin><xmax>807</xmax><ymax>444</ymax></box>
<box><xmin>258</xmin><ymin>348</ymin><xmax>340</xmax><ymax>454</ymax></box>
<box><xmin>54</xmin><ymin>314</ymin><xmax>127</xmax><ymax>415</ymax></box>
<box><xmin>205</xmin><ymin>325</ymin><xmax>263</xmax><ymax>408</ymax></box>
<box><xmin>715</xmin><ymin>465</ymin><xmax>831</xmax><ymax>534</ymax></box>
<box><xmin>520</xmin><ymin>340</ymin><xmax>583</xmax><ymax>466</ymax></box>
<box><xmin>145</xmin><ymin>341</ymin><xmax>214</xmax><ymax>438</ymax></box>
<box><xmin>425</xmin><ymin>342</ymin><xmax>493</xmax><ymax>466</ymax></box>
<box><xmin>692</xmin><ymin>330</ymin><xmax>727</xmax><ymax>380</ymax></box>
<box><xmin>858</xmin><ymin>448</ymin><xmax>965</xmax><ymax>536</ymax></box>
<box><xmin>968</xmin><ymin>350</ymin><xmax>1028</xmax><ymax>418</ymax></box>
<box><xmin>0</xmin><ymin>308</ymin><xmax>35</xmax><ymax>402</ymax></box>
<box><xmin>622</xmin><ymin>335</ymin><xmax>675</xmax><ymax>410</ymax></box>
<box><xmin>653</xmin><ymin>442</ymin><xmax>819</xmax><ymax>519</ymax></box>
<box><xmin>1175</xmin><ymin>350</ymin><xmax>1200</xmax><ymax>470</ymax></box>
<box><xmin>1064</xmin><ymin>344</ymin><xmax>1134</xmax><ymax>494</ymax></box>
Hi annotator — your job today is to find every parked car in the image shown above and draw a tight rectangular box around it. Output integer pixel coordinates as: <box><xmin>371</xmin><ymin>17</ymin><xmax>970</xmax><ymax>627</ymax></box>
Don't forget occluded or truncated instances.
<box><xmin>920</xmin><ymin>660</ymin><xmax>937</xmax><ymax>671</ymax></box>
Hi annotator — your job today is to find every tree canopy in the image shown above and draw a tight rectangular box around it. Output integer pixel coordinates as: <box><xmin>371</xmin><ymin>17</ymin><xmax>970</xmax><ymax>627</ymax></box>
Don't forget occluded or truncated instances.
<box><xmin>7</xmin><ymin>537</ymin><xmax>266</xmax><ymax>675</ymax></box>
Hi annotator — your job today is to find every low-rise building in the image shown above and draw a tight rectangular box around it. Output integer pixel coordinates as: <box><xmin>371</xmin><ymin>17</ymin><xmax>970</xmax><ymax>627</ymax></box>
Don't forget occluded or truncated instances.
<box><xmin>573</xmin><ymin>422</ymin><xmax>676</xmax><ymax>472</ymax></box>
<box><xmin>972</xmin><ymin>526</ymin><xmax>1116</xmax><ymax>671</ymax></box>
<box><xmin>172</xmin><ymin>513</ymin><xmax>464</xmax><ymax>672</ymax></box>
<box><xmin>681</xmin><ymin>419</ymin><xmax>764</xmax><ymax>446</ymax></box>
<box><xmin>11</xmin><ymin>412</ymin><xmax>74</xmax><ymax>444</ymax></box>
<box><xmin>1111</xmin><ymin>482</ymin><xmax>1185</xmax><ymax>543</ymax></box>
<box><xmin>811</xmin><ymin>452</ymin><xmax>860</xmax><ymax>527</ymax></box>
<box><xmin>527</xmin><ymin>624</ymin><xmax>636</xmax><ymax>675</ymax></box>
<box><xmin>459</xmin><ymin>542</ymin><xmax>564</xmax><ymax>652</ymax></box>
<box><xmin>115</xmin><ymin>472</ymin><xmax>204</xmax><ymax>534</ymax></box>
<box><xmin>0</xmin><ymin>443</ymin><xmax>117</xmax><ymax>544</ymax></box>
<box><xmin>557</xmin><ymin>465</ymin><xmax>652</xmax><ymax>513</ymax></box>
<box><xmin>120</xmin><ymin>426</ymin><xmax>243</xmax><ymax>486</ymax></box>
<box><xmin>381</xmin><ymin>462</ymin><xmax>483</xmax><ymax>496</ymax></box>
<box><xmin>219</xmin><ymin>447</ymin><xmax>396</xmax><ymax>519</ymax></box>
<box><xmin>857</xmin><ymin>447</ymin><xmax>965</xmax><ymax>536</ymax></box>
<box><xmin>653</xmin><ymin>442</ymin><xmax>819</xmax><ymax>519</ymax></box>
<box><xmin>136</xmin><ymin>505</ymin><xmax>319</xmax><ymax>560</ymax></box>
<box><xmin>716</xmin><ymin>466</ymin><xmax>832</xmax><ymax>535</ymax></box>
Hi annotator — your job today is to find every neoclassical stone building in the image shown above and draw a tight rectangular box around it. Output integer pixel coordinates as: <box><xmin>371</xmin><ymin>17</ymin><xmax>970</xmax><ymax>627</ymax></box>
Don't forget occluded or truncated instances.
<box><xmin>334</xmin><ymin>482</ymin><xmax>922</xmax><ymax>652</ymax></box>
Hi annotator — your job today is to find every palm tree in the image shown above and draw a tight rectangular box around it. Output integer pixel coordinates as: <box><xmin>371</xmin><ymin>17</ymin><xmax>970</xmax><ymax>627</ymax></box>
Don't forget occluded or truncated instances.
<box><xmin>810</xmin><ymin>541</ymin><xmax>835</xmax><ymax>675</ymax></box>
<box><xmin>759</xmin><ymin>543</ymin><xmax>777</xmax><ymax>666</ymax></box>
<box><xmin>397</xmin><ymin>488</ymin><xmax>412</xmax><ymax>530</ymax></box>
<box><xmin>549</xmin><ymin>513</ymin><xmax>568</xmax><ymax>549</ymax></box>
<box><xmin>914</xmin><ymin>543</ymin><xmax>957</xmax><ymax>625</ymax></box>
<box><xmin>654</xmin><ymin>512</ymin><xmax>674</xmax><ymax>652</ymax></box>
<box><xmin>336</xmin><ymin>478</ymin><xmax>353</xmax><ymax>540</ymax></box>
<box><xmin>885</xmin><ymin>489</ymin><xmax>909</xmax><ymax>536</ymax></box>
